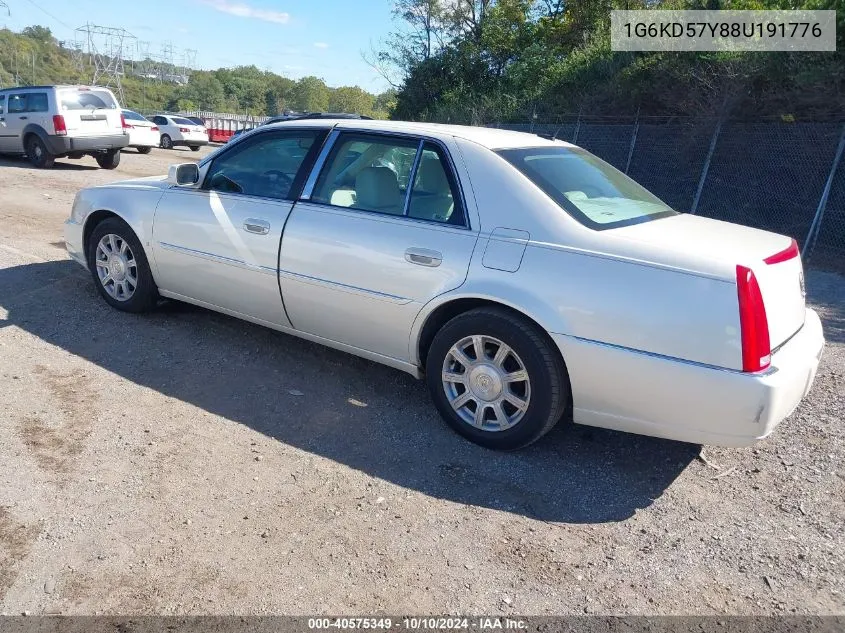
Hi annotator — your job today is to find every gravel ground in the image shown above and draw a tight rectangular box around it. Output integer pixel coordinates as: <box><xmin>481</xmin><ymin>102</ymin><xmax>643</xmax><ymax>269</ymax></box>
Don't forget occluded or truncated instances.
<box><xmin>0</xmin><ymin>148</ymin><xmax>843</xmax><ymax>616</ymax></box>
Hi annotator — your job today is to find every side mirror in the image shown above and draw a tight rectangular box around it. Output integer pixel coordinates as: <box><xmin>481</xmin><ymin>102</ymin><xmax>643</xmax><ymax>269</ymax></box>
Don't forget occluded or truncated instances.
<box><xmin>168</xmin><ymin>163</ymin><xmax>200</xmax><ymax>186</ymax></box>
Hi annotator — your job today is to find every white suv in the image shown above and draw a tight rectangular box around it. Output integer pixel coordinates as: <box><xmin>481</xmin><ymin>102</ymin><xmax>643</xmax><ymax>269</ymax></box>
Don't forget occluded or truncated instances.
<box><xmin>0</xmin><ymin>85</ymin><xmax>128</xmax><ymax>169</ymax></box>
<box><xmin>148</xmin><ymin>115</ymin><xmax>209</xmax><ymax>151</ymax></box>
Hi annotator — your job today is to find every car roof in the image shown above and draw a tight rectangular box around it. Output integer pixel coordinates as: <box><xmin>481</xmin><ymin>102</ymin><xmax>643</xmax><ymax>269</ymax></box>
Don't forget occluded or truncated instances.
<box><xmin>0</xmin><ymin>85</ymin><xmax>114</xmax><ymax>92</ymax></box>
<box><xmin>263</xmin><ymin>118</ymin><xmax>573</xmax><ymax>150</ymax></box>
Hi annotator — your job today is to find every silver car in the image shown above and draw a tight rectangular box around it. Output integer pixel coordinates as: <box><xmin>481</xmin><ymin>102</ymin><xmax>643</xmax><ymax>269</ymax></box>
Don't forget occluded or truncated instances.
<box><xmin>64</xmin><ymin>119</ymin><xmax>824</xmax><ymax>450</ymax></box>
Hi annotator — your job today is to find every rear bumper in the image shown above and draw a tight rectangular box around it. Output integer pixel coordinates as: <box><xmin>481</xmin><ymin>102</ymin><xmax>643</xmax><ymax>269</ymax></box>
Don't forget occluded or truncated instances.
<box><xmin>552</xmin><ymin>308</ymin><xmax>825</xmax><ymax>447</ymax></box>
<box><xmin>174</xmin><ymin>138</ymin><xmax>209</xmax><ymax>147</ymax></box>
<box><xmin>48</xmin><ymin>134</ymin><xmax>129</xmax><ymax>155</ymax></box>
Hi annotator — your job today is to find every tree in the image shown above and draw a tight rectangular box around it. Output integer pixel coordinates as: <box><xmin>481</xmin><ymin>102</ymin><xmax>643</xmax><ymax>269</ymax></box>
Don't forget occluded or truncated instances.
<box><xmin>328</xmin><ymin>86</ymin><xmax>375</xmax><ymax>115</ymax></box>
<box><xmin>291</xmin><ymin>76</ymin><xmax>331</xmax><ymax>112</ymax></box>
<box><xmin>21</xmin><ymin>25</ymin><xmax>53</xmax><ymax>44</ymax></box>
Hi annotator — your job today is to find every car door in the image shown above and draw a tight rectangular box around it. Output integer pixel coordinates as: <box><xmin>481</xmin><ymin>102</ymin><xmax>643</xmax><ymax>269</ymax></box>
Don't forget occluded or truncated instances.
<box><xmin>0</xmin><ymin>94</ymin><xmax>9</xmax><ymax>152</ymax></box>
<box><xmin>279</xmin><ymin>131</ymin><xmax>478</xmax><ymax>362</ymax></box>
<box><xmin>0</xmin><ymin>92</ymin><xmax>29</xmax><ymax>152</ymax></box>
<box><xmin>152</xmin><ymin>127</ymin><xmax>327</xmax><ymax>327</ymax></box>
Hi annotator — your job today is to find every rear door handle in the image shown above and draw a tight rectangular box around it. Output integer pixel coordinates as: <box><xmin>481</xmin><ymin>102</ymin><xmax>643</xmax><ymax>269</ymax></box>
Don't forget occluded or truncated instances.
<box><xmin>18</xmin><ymin>116</ymin><xmax>27</xmax><ymax>120</ymax></box>
<box><xmin>243</xmin><ymin>218</ymin><xmax>270</xmax><ymax>235</ymax></box>
<box><xmin>405</xmin><ymin>248</ymin><xmax>442</xmax><ymax>267</ymax></box>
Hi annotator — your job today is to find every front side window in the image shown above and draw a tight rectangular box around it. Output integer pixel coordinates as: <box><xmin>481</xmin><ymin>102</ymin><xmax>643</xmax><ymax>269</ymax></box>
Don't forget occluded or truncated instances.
<box><xmin>204</xmin><ymin>130</ymin><xmax>319</xmax><ymax>200</ymax></box>
<box><xmin>0</xmin><ymin>96</ymin><xmax>5</xmax><ymax>115</ymax></box>
<box><xmin>497</xmin><ymin>146</ymin><xmax>677</xmax><ymax>230</ymax></box>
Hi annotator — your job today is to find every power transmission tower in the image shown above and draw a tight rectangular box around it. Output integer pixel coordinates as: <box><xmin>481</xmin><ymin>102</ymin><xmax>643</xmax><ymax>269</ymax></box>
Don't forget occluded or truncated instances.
<box><xmin>76</xmin><ymin>23</ymin><xmax>136</xmax><ymax>104</ymax></box>
<box><xmin>181</xmin><ymin>48</ymin><xmax>197</xmax><ymax>83</ymax></box>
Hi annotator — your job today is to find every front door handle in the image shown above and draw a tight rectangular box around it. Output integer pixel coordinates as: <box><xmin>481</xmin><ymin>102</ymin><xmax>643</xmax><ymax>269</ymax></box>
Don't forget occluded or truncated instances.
<box><xmin>18</xmin><ymin>116</ymin><xmax>27</xmax><ymax>120</ymax></box>
<box><xmin>243</xmin><ymin>218</ymin><xmax>270</xmax><ymax>235</ymax></box>
<box><xmin>405</xmin><ymin>248</ymin><xmax>442</xmax><ymax>267</ymax></box>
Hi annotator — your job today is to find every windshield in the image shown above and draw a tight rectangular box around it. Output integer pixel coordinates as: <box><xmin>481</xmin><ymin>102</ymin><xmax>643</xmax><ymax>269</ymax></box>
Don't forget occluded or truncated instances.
<box><xmin>60</xmin><ymin>89</ymin><xmax>118</xmax><ymax>110</ymax></box>
<box><xmin>497</xmin><ymin>146</ymin><xmax>677</xmax><ymax>230</ymax></box>
<box><xmin>122</xmin><ymin>110</ymin><xmax>148</xmax><ymax>121</ymax></box>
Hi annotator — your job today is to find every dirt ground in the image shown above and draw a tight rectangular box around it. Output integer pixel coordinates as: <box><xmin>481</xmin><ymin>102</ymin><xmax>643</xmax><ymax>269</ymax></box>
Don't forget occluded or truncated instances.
<box><xmin>0</xmin><ymin>148</ymin><xmax>843</xmax><ymax>616</ymax></box>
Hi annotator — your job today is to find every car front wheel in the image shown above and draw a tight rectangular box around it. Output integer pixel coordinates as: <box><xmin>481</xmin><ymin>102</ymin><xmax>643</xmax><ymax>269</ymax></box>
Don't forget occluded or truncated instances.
<box><xmin>426</xmin><ymin>307</ymin><xmax>570</xmax><ymax>450</ymax></box>
<box><xmin>160</xmin><ymin>134</ymin><xmax>173</xmax><ymax>149</ymax></box>
<box><xmin>88</xmin><ymin>217</ymin><xmax>159</xmax><ymax>313</ymax></box>
<box><xmin>189</xmin><ymin>145</ymin><xmax>200</xmax><ymax>152</ymax></box>
<box><xmin>137</xmin><ymin>146</ymin><xmax>152</xmax><ymax>155</ymax></box>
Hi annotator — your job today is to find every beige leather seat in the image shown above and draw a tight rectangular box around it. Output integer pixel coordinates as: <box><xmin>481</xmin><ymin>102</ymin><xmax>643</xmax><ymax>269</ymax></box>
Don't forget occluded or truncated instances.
<box><xmin>409</xmin><ymin>157</ymin><xmax>454</xmax><ymax>222</ymax></box>
<box><xmin>354</xmin><ymin>166</ymin><xmax>404</xmax><ymax>215</ymax></box>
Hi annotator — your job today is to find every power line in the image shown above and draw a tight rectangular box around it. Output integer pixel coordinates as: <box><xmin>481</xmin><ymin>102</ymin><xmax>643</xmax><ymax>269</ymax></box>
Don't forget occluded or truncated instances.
<box><xmin>19</xmin><ymin>0</ymin><xmax>74</xmax><ymax>31</ymax></box>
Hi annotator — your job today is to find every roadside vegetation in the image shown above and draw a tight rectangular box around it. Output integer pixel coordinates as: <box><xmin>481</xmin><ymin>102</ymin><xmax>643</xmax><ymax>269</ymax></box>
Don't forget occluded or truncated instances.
<box><xmin>373</xmin><ymin>0</ymin><xmax>845</xmax><ymax>123</ymax></box>
<box><xmin>0</xmin><ymin>26</ymin><xmax>395</xmax><ymax>118</ymax></box>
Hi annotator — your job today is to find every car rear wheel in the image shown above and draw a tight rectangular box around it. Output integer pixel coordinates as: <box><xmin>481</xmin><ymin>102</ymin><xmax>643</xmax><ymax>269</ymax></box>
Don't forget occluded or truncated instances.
<box><xmin>88</xmin><ymin>217</ymin><xmax>158</xmax><ymax>313</ymax></box>
<box><xmin>189</xmin><ymin>145</ymin><xmax>200</xmax><ymax>152</ymax></box>
<box><xmin>426</xmin><ymin>307</ymin><xmax>570</xmax><ymax>450</ymax></box>
<box><xmin>137</xmin><ymin>146</ymin><xmax>152</xmax><ymax>155</ymax></box>
<box><xmin>160</xmin><ymin>134</ymin><xmax>173</xmax><ymax>149</ymax></box>
<box><xmin>95</xmin><ymin>150</ymin><xmax>121</xmax><ymax>169</ymax></box>
<box><xmin>26</xmin><ymin>136</ymin><xmax>55</xmax><ymax>169</ymax></box>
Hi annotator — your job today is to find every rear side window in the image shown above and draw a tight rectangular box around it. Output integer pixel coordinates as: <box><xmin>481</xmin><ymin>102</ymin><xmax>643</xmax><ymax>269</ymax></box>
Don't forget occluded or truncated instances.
<box><xmin>407</xmin><ymin>142</ymin><xmax>464</xmax><ymax>225</ymax></box>
<box><xmin>27</xmin><ymin>93</ymin><xmax>48</xmax><ymax>112</ymax></box>
<box><xmin>60</xmin><ymin>90</ymin><xmax>118</xmax><ymax>110</ymax></box>
<box><xmin>497</xmin><ymin>146</ymin><xmax>677</xmax><ymax>230</ymax></box>
<box><xmin>7</xmin><ymin>94</ymin><xmax>26</xmax><ymax>113</ymax></box>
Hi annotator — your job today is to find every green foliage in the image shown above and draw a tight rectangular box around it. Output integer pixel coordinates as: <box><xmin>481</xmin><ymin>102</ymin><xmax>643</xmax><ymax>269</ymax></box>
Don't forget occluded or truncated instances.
<box><xmin>0</xmin><ymin>26</ymin><xmax>394</xmax><ymax>119</ymax></box>
<box><xmin>386</xmin><ymin>0</ymin><xmax>845</xmax><ymax>122</ymax></box>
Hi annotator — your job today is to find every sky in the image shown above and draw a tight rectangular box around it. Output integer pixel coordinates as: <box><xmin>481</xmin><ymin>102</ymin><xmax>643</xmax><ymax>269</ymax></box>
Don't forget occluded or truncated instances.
<box><xmin>1</xmin><ymin>0</ymin><xmax>396</xmax><ymax>92</ymax></box>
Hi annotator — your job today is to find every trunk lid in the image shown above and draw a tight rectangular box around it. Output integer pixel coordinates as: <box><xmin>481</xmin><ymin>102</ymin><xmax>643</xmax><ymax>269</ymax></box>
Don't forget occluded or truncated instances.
<box><xmin>612</xmin><ymin>214</ymin><xmax>806</xmax><ymax>350</ymax></box>
<box><xmin>58</xmin><ymin>88</ymin><xmax>124</xmax><ymax>137</ymax></box>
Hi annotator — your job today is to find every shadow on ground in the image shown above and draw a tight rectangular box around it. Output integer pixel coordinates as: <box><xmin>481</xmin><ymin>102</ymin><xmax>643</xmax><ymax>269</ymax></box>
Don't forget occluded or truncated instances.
<box><xmin>1</xmin><ymin>259</ymin><xmax>703</xmax><ymax>524</ymax></box>
<box><xmin>0</xmin><ymin>155</ymin><xmax>98</xmax><ymax>171</ymax></box>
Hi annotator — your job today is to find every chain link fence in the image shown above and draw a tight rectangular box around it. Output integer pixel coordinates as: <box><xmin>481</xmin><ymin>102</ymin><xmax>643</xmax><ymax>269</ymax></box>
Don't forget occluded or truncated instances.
<box><xmin>494</xmin><ymin>116</ymin><xmax>845</xmax><ymax>273</ymax></box>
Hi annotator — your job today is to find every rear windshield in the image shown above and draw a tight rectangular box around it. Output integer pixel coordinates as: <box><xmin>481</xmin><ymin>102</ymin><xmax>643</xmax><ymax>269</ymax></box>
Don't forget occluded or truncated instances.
<box><xmin>497</xmin><ymin>146</ymin><xmax>677</xmax><ymax>230</ymax></box>
<box><xmin>171</xmin><ymin>117</ymin><xmax>196</xmax><ymax>125</ymax></box>
<box><xmin>122</xmin><ymin>110</ymin><xmax>148</xmax><ymax>121</ymax></box>
<box><xmin>60</xmin><ymin>89</ymin><xmax>118</xmax><ymax>110</ymax></box>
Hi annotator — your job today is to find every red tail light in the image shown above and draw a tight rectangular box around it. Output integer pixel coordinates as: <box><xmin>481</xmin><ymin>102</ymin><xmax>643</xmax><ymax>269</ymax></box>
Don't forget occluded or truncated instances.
<box><xmin>121</xmin><ymin>114</ymin><xmax>130</xmax><ymax>129</ymax></box>
<box><xmin>52</xmin><ymin>114</ymin><xmax>67</xmax><ymax>136</ymax></box>
<box><xmin>764</xmin><ymin>238</ymin><xmax>799</xmax><ymax>265</ymax></box>
<box><xmin>736</xmin><ymin>265</ymin><xmax>771</xmax><ymax>372</ymax></box>
<box><xmin>151</xmin><ymin>126</ymin><xmax>159</xmax><ymax>131</ymax></box>
<box><xmin>179</xmin><ymin>127</ymin><xmax>189</xmax><ymax>133</ymax></box>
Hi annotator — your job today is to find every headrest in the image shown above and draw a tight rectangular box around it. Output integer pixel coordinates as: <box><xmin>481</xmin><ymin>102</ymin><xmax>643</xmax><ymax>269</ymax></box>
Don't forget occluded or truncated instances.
<box><xmin>355</xmin><ymin>166</ymin><xmax>402</xmax><ymax>210</ymax></box>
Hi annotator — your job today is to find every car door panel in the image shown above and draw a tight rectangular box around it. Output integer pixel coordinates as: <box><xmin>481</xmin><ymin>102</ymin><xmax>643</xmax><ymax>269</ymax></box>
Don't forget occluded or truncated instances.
<box><xmin>279</xmin><ymin>204</ymin><xmax>477</xmax><ymax>362</ymax></box>
<box><xmin>153</xmin><ymin>189</ymin><xmax>293</xmax><ymax>327</ymax></box>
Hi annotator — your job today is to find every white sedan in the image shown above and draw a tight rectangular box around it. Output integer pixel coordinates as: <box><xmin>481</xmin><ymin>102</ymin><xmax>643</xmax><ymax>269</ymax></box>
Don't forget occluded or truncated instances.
<box><xmin>121</xmin><ymin>109</ymin><xmax>160</xmax><ymax>154</ymax></box>
<box><xmin>147</xmin><ymin>114</ymin><xmax>209</xmax><ymax>151</ymax></box>
<box><xmin>63</xmin><ymin>119</ymin><xmax>824</xmax><ymax>450</ymax></box>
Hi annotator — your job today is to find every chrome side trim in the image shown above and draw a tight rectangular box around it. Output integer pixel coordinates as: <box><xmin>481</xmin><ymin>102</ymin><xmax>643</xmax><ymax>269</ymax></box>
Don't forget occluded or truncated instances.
<box><xmin>300</xmin><ymin>129</ymin><xmax>340</xmax><ymax>200</ymax></box>
<box><xmin>278</xmin><ymin>267</ymin><xmax>411</xmax><ymax>304</ymax></box>
<box><xmin>158</xmin><ymin>241</ymin><xmax>276</xmax><ymax>276</ymax></box>
<box><xmin>556</xmin><ymin>332</ymin><xmax>779</xmax><ymax>376</ymax></box>
<box><xmin>157</xmin><ymin>288</ymin><xmax>423</xmax><ymax>378</ymax></box>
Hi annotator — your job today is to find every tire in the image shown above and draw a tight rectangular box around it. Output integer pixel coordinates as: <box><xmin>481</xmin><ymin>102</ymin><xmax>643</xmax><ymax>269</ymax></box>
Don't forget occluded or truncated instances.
<box><xmin>95</xmin><ymin>150</ymin><xmax>121</xmax><ymax>169</ymax></box>
<box><xmin>87</xmin><ymin>217</ymin><xmax>159</xmax><ymax>313</ymax></box>
<box><xmin>26</xmin><ymin>135</ymin><xmax>55</xmax><ymax>169</ymax></box>
<box><xmin>137</xmin><ymin>146</ymin><xmax>152</xmax><ymax>155</ymax></box>
<box><xmin>160</xmin><ymin>134</ymin><xmax>173</xmax><ymax>149</ymax></box>
<box><xmin>189</xmin><ymin>145</ymin><xmax>200</xmax><ymax>152</ymax></box>
<box><xmin>425</xmin><ymin>307</ymin><xmax>570</xmax><ymax>450</ymax></box>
